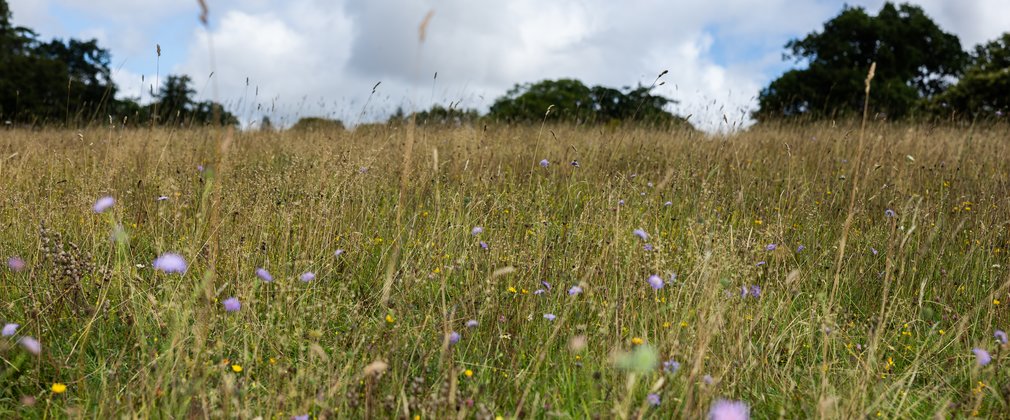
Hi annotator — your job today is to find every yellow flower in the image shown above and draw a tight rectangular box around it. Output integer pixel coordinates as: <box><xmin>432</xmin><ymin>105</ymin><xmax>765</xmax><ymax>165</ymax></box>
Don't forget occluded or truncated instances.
<box><xmin>680</xmin><ymin>321</ymin><xmax>689</xmax><ymax>328</ymax></box>
<box><xmin>662</xmin><ymin>322</ymin><xmax>671</xmax><ymax>328</ymax></box>
<box><xmin>939</xmin><ymin>329</ymin><xmax>946</xmax><ymax>335</ymax></box>
<box><xmin>269</xmin><ymin>357</ymin><xmax>277</xmax><ymax>365</ymax></box>
<box><xmin>508</xmin><ymin>286</ymin><xmax>517</xmax><ymax>294</ymax></box>
<box><xmin>385</xmin><ymin>314</ymin><xmax>395</xmax><ymax>324</ymax></box>
<box><xmin>754</xmin><ymin>219</ymin><xmax>763</xmax><ymax>225</ymax></box>
<box><xmin>51</xmin><ymin>383</ymin><xmax>67</xmax><ymax>394</ymax></box>
<box><xmin>464</xmin><ymin>369</ymin><xmax>473</xmax><ymax>377</ymax></box>
<box><xmin>995</xmin><ymin>298</ymin><xmax>1001</xmax><ymax>306</ymax></box>
<box><xmin>631</xmin><ymin>337</ymin><xmax>644</xmax><ymax>345</ymax></box>
<box><xmin>231</xmin><ymin>364</ymin><xmax>243</xmax><ymax>373</ymax></box>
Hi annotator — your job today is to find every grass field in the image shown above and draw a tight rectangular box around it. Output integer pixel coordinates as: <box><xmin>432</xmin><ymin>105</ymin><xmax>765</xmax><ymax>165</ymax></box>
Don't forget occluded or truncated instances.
<box><xmin>1</xmin><ymin>121</ymin><xmax>1009</xmax><ymax>418</ymax></box>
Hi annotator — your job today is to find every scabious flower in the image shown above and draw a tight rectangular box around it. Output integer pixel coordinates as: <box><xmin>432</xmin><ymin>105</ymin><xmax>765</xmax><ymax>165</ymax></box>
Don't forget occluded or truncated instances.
<box><xmin>157</xmin><ymin>195</ymin><xmax>169</xmax><ymax>201</ymax></box>
<box><xmin>448</xmin><ymin>331</ymin><xmax>460</xmax><ymax>345</ymax></box>
<box><xmin>539</xmin><ymin>159</ymin><xmax>549</xmax><ymax>168</ymax></box>
<box><xmin>796</xmin><ymin>245</ymin><xmax>806</xmax><ymax>252</ymax></box>
<box><xmin>633</xmin><ymin>229</ymin><xmax>649</xmax><ymax>241</ymax></box>
<box><xmin>647</xmin><ymin>393</ymin><xmax>661</xmax><ymax>406</ymax></box>
<box><xmin>334</xmin><ymin>249</ymin><xmax>344</xmax><ymax>257</ymax></box>
<box><xmin>618</xmin><ymin>199</ymin><xmax>625</xmax><ymax>206</ymax></box>
<box><xmin>709</xmin><ymin>399</ymin><xmax>750</xmax><ymax>420</ymax></box>
<box><xmin>643</xmin><ymin>244</ymin><xmax>654</xmax><ymax>252</ymax></box>
<box><xmin>93</xmin><ymin>196</ymin><xmax>115</xmax><ymax>213</ymax></box>
<box><xmin>974</xmin><ymin>348</ymin><xmax>992</xmax><ymax>366</ymax></box>
<box><xmin>544</xmin><ymin>314</ymin><xmax>556</xmax><ymax>321</ymax></box>
<box><xmin>533</xmin><ymin>289</ymin><xmax>546</xmax><ymax>295</ymax></box>
<box><xmin>2</xmin><ymin>323</ymin><xmax>18</xmax><ymax>336</ymax></box>
<box><xmin>256</xmin><ymin>268</ymin><xmax>273</xmax><ymax>282</ymax></box>
<box><xmin>7</xmin><ymin>256</ymin><xmax>26</xmax><ymax>272</ymax></box>
<box><xmin>222</xmin><ymin>297</ymin><xmax>241</xmax><ymax>312</ymax></box>
<box><xmin>466</xmin><ymin>319</ymin><xmax>478</xmax><ymax>328</ymax></box>
<box><xmin>300</xmin><ymin>272</ymin><xmax>315</xmax><ymax>282</ymax></box>
<box><xmin>755</xmin><ymin>261</ymin><xmax>766</xmax><ymax>267</ymax></box>
<box><xmin>885</xmin><ymin>209</ymin><xmax>896</xmax><ymax>218</ymax></box>
<box><xmin>480</xmin><ymin>241</ymin><xmax>489</xmax><ymax>250</ymax></box>
<box><xmin>871</xmin><ymin>247</ymin><xmax>879</xmax><ymax>256</ymax></box>
<box><xmin>568</xmin><ymin>285</ymin><xmax>583</xmax><ymax>296</ymax></box>
<box><xmin>663</xmin><ymin>359</ymin><xmax>681</xmax><ymax>374</ymax></box>
<box><xmin>749</xmin><ymin>285</ymin><xmax>761</xmax><ymax>298</ymax></box>
<box><xmin>664</xmin><ymin>201</ymin><xmax>672</xmax><ymax>206</ymax></box>
<box><xmin>152</xmin><ymin>253</ymin><xmax>187</xmax><ymax>274</ymax></box>
<box><xmin>765</xmin><ymin>244</ymin><xmax>777</xmax><ymax>251</ymax></box>
<box><xmin>995</xmin><ymin>330</ymin><xmax>1008</xmax><ymax>345</ymax></box>
<box><xmin>471</xmin><ymin>226</ymin><xmax>483</xmax><ymax>236</ymax></box>
<box><xmin>647</xmin><ymin>275</ymin><xmax>664</xmax><ymax>290</ymax></box>
<box><xmin>19</xmin><ymin>336</ymin><xmax>40</xmax><ymax>355</ymax></box>
<box><xmin>197</xmin><ymin>165</ymin><xmax>205</xmax><ymax>172</ymax></box>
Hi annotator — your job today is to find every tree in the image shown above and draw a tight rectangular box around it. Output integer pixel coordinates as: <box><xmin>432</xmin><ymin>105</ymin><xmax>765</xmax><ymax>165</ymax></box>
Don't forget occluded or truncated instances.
<box><xmin>755</xmin><ymin>2</ymin><xmax>967</xmax><ymax>121</ymax></box>
<box><xmin>290</xmin><ymin>117</ymin><xmax>345</xmax><ymax>132</ymax></box>
<box><xmin>388</xmin><ymin>104</ymin><xmax>479</xmax><ymax>126</ymax></box>
<box><xmin>151</xmin><ymin>74</ymin><xmax>237</xmax><ymax>126</ymax></box>
<box><xmin>927</xmin><ymin>33</ymin><xmax>1010</xmax><ymax>119</ymax></box>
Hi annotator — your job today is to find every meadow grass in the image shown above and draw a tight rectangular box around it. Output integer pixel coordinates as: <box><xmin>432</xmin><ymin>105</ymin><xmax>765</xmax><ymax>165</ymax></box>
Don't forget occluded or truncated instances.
<box><xmin>1</xmin><ymin>121</ymin><xmax>1009</xmax><ymax>418</ymax></box>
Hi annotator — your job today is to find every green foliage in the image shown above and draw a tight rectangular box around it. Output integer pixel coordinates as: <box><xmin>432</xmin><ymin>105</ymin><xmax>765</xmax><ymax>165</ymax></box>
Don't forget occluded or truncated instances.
<box><xmin>290</xmin><ymin>116</ymin><xmax>345</xmax><ymax>132</ymax></box>
<box><xmin>927</xmin><ymin>33</ymin><xmax>1010</xmax><ymax>119</ymax></box>
<box><xmin>388</xmin><ymin>105</ymin><xmax>480</xmax><ymax>127</ymax></box>
<box><xmin>488</xmin><ymin>79</ymin><xmax>692</xmax><ymax>128</ymax></box>
<box><xmin>756</xmin><ymin>2</ymin><xmax>967</xmax><ymax>120</ymax></box>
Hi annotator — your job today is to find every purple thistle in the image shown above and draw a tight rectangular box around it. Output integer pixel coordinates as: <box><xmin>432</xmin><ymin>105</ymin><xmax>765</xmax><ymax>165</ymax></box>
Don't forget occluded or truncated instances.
<box><xmin>633</xmin><ymin>229</ymin><xmax>649</xmax><ymax>241</ymax></box>
<box><xmin>480</xmin><ymin>241</ymin><xmax>489</xmax><ymax>250</ymax></box>
<box><xmin>471</xmin><ymin>226</ymin><xmax>483</xmax><ymax>236</ymax></box>
<box><xmin>796</xmin><ymin>245</ymin><xmax>806</xmax><ymax>252</ymax></box>
<box><xmin>996</xmin><ymin>330</ymin><xmax>1008</xmax><ymax>345</ymax></box>
<box><xmin>539</xmin><ymin>159</ymin><xmax>549</xmax><ymax>168</ymax></box>
<box><xmin>7</xmin><ymin>256</ymin><xmax>26</xmax><ymax>272</ymax></box>
<box><xmin>152</xmin><ymin>253</ymin><xmax>187</xmax><ymax>274</ymax></box>
<box><xmin>709</xmin><ymin>399</ymin><xmax>750</xmax><ymax>420</ymax></box>
<box><xmin>568</xmin><ymin>285</ymin><xmax>583</xmax><ymax>296</ymax></box>
<box><xmin>19</xmin><ymin>336</ymin><xmax>40</xmax><ymax>355</ymax></box>
<box><xmin>466</xmin><ymin>319</ymin><xmax>478</xmax><ymax>328</ymax></box>
<box><xmin>93</xmin><ymin>196</ymin><xmax>115</xmax><ymax>213</ymax></box>
<box><xmin>765</xmin><ymin>243</ymin><xmax>777</xmax><ymax>251</ymax></box>
<box><xmin>885</xmin><ymin>209</ymin><xmax>896</xmax><ymax>218</ymax></box>
<box><xmin>544</xmin><ymin>313</ymin><xmax>556</xmax><ymax>321</ymax></box>
<box><xmin>973</xmin><ymin>348</ymin><xmax>992</xmax><ymax>366</ymax></box>
<box><xmin>448</xmin><ymin>331</ymin><xmax>460</xmax><ymax>345</ymax></box>
<box><xmin>2</xmin><ymin>323</ymin><xmax>18</xmax><ymax>337</ymax></box>
<box><xmin>647</xmin><ymin>274</ymin><xmax>664</xmax><ymax>290</ymax></box>
<box><xmin>647</xmin><ymin>393</ymin><xmax>661</xmax><ymax>407</ymax></box>
<box><xmin>299</xmin><ymin>272</ymin><xmax>316</xmax><ymax>282</ymax></box>
<box><xmin>222</xmin><ymin>297</ymin><xmax>241</xmax><ymax>312</ymax></box>
<box><xmin>663</xmin><ymin>359</ymin><xmax>681</xmax><ymax>374</ymax></box>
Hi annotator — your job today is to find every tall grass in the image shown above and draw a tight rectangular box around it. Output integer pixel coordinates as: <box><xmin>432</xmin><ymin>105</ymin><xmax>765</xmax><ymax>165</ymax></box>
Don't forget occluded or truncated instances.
<box><xmin>1</xmin><ymin>121</ymin><xmax>1008</xmax><ymax>418</ymax></box>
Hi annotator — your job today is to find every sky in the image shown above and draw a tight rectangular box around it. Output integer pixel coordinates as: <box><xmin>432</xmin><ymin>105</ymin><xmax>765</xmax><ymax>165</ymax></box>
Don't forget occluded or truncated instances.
<box><xmin>8</xmin><ymin>0</ymin><xmax>1010</xmax><ymax>131</ymax></box>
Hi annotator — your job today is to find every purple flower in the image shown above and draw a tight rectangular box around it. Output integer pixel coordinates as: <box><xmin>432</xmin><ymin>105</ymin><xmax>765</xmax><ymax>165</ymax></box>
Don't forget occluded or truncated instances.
<box><xmin>647</xmin><ymin>393</ymin><xmax>661</xmax><ymax>407</ymax></box>
<box><xmin>633</xmin><ymin>229</ymin><xmax>649</xmax><ymax>241</ymax></box>
<box><xmin>702</xmin><ymin>375</ymin><xmax>714</xmax><ymax>385</ymax></box>
<box><xmin>93</xmin><ymin>196</ymin><xmax>115</xmax><ymax>213</ymax></box>
<box><xmin>541</xmin><ymin>281</ymin><xmax>552</xmax><ymax>291</ymax></box>
<box><xmin>539</xmin><ymin>159</ymin><xmax>549</xmax><ymax>168</ymax></box>
<box><xmin>157</xmin><ymin>195</ymin><xmax>169</xmax><ymax>201</ymax></box>
<box><xmin>568</xmin><ymin>285</ymin><xmax>583</xmax><ymax>296</ymax></box>
<box><xmin>571</xmin><ymin>160</ymin><xmax>580</xmax><ymax>168</ymax></box>
<box><xmin>755</xmin><ymin>261</ymin><xmax>766</xmax><ymax>267</ymax></box>
<box><xmin>222</xmin><ymin>297</ymin><xmax>241</xmax><ymax>312</ymax></box>
<box><xmin>480</xmin><ymin>241</ymin><xmax>489</xmax><ymax>250</ymax></box>
<box><xmin>153</xmin><ymin>253</ymin><xmax>187</xmax><ymax>274</ymax></box>
<box><xmin>996</xmin><ymin>330</ymin><xmax>1008</xmax><ymax>345</ymax></box>
<box><xmin>447</xmin><ymin>331</ymin><xmax>460</xmax><ymax>345</ymax></box>
<box><xmin>197</xmin><ymin>165</ymin><xmax>205</xmax><ymax>172</ymax></box>
<box><xmin>256</xmin><ymin>268</ymin><xmax>273</xmax><ymax>282</ymax></box>
<box><xmin>533</xmin><ymin>289</ymin><xmax>546</xmax><ymax>295</ymax></box>
<box><xmin>7</xmin><ymin>256</ymin><xmax>26</xmax><ymax>272</ymax></box>
<box><xmin>300</xmin><ymin>272</ymin><xmax>315</xmax><ymax>282</ymax></box>
<box><xmin>544</xmin><ymin>313</ymin><xmax>556</xmax><ymax>321</ymax></box>
<box><xmin>471</xmin><ymin>226</ymin><xmax>483</xmax><ymax>236</ymax></box>
<box><xmin>871</xmin><ymin>247</ymin><xmax>879</xmax><ymax>256</ymax></box>
<box><xmin>334</xmin><ymin>249</ymin><xmax>344</xmax><ymax>257</ymax></box>
<box><xmin>618</xmin><ymin>199</ymin><xmax>625</xmax><ymax>206</ymax></box>
<box><xmin>19</xmin><ymin>336</ymin><xmax>40</xmax><ymax>355</ymax></box>
<box><xmin>647</xmin><ymin>274</ymin><xmax>664</xmax><ymax>290</ymax></box>
<box><xmin>796</xmin><ymin>245</ymin><xmax>806</xmax><ymax>252</ymax></box>
<box><xmin>709</xmin><ymin>399</ymin><xmax>750</xmax><ymax>420</ymax></box>
<box><xmin>643</xmin><ymin>244</ymin><xmax>654</xmax><ymax>252</ymax></box>
<box><xmin>292</xmin><ymin>415</ymin><xmax>309</xmax><ymax>420</ymax></box>
<box><xmin>663</xmin><ymin>359</ymin><xmax>681</xmax><ymax>374</ymax></box>
<box><xmin>749</xmin><ymin>285</ymin><xmax>761</xmax><ymax>298</ymax></box>
<box><xmin>974</xmin><ymin>348</ymin><xmax>992</xmax><ymax>366</ymax></box>
<box><xmin>765</xmin><ymin>243</ymin><xmax>777</xmax><ymax>251</ymax></box>
<box><xmin>359</xmin><ymin>166</ymin><xmax>368</xmax><ymax>174</ymax></box>
<box><xmin>664</xmin><ymin>201</ymin><xmax>672</xmax><ymax>206</ymax></box>
<box><xmin>2</xmin><ymin>323</ymin><xmax>18</xmax><ymax>337</ymax></box>
<box><xmin>885</xmin><ymin>209</ymin><xmax>896</xmax><ymax>218</ymax></box>
<box><xmin>466</xmin><ymin>319</ymin><xmax>478</xmax><ymax>328</ymax></box>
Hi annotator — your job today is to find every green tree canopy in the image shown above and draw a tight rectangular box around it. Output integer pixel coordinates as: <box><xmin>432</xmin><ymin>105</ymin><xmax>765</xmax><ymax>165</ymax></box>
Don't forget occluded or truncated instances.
<box><xmin>756</xmin><ymin>2</ymin><xmax>967</xmax><ymax>121</ymax></box>
<box><xmin>927</xmin><ymin>33</ymin><xmax>1010</xmax><ymax>119</ymax></box>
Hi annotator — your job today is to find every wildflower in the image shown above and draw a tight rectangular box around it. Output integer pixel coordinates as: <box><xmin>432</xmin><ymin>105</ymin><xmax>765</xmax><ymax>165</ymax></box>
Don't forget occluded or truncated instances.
<box><xmin>222</xmin><ymin>297</ymin><xmax>240</xmax><ymax>312</ymax></box>
<box><xmin>6</xmin><ymin>256</ymin><xmax>25</xmax><ymax>272</ymax></box>
<box><xmin>618</xmin><ymin>199</ymin><xmax>625</xmax><ymax>206</ymax></box>
<box><xmin>633</xmin><ymin>229</ymin><xmax>649</xmax><ymax>241</ymax></box>
<box><xmin>157</xmin><ymin>195</ymin><xmax>169</xmax><ymax>201</ymax></box>
<box><xmin>292</xmin><ymin>415</ymin><xmax>309</xmax><ymax>420</ymax></box>
<box><xmin>973</xmin><ymin>348</ymin><xmax>992</xmax><ymax>366</ymax></box>
<box><xmin>994</xmin><ymin>299</ymin><xmax>1001</xmax><ymax>306</ymax></box>
<box><xmin>448</xmin><ymin>331</ymin><xmax>460</xmax><ymax>345</ymax></box>
<box><xmin>51</xmin><ymin>383</ymin><xmax>67</xmax><ymax>394</ymax></box>
<box><xmin>571</xmin><ymin>160</ymin><xmax>580</xmax><ymax>168</ymax></box>
<box><xmin>664</xmin><ymin>201</ymin><xmax>673</xmax><ymax>206</ymax></box>
<box><xmin>749</xmin><ymin>285</ymin><xmax>761</xmax><ymax>298</ymax></box>
<box><xmin>93</xmin><ymin>196</ymin><xmax>115</xmax><ymax>213</ymax></box>
<box><xmin>797</xmin><ymin>245</ymin><xmax>806</xmax><ymax>252</ymax></box>
<box><xmin>996</xmin><ymin>330</ymin><xmax>1008</xmax><ymax>345</ymax></box>
<box><xmin>153</xmin><ymin>253</ymin><xmax>187</xmax><ymax>274</ymax></box>
<box><xmin>647</xmin><ymin>275</ymin><xmax>664</xmax><ymax>290</ymax></box>
<box><xmin>334</xmin><ymin>249</ymin><xmax>345</xmax><ymax>257</ymax></box>
<box><xmin>533</xmin><ymin>289</ymin><xmax>546</xmax><ymax>295</ymax></box>
<box><xmin>1</xmin><ymin>323</ymin><xmax>18</xmax><ymax>336</ymax></box>
<box><xmin>631</xmin><ymin>337</ymin><xmax>644</xmax><ymax>345</ymax></box>
<box><xmin>300</xmin><ymin>272</ymin><xmax>316</xmax><ymax>282</ymax></box>
<box><xmin>471</xmin><ymin>226</ymin><xmax>483</xmax><ymax>236</ymax></box>
<box><xmin>568</xmin><ymin>285</ymin><xmax>583</xmax><ymax>296</ymax></box>
<box><xmin>466</xmin><ymin>319</ymin><xmax>478</xmax><ymax>328</ymax></box>
<box><xmin>359</xmin><ymin>166</ymin><xmax>369</xmax><ymax>173</ymax></box>
<box><xmin>755</xmin><ymin>261</ymin><xmax>766</xmax><ymax>267</ymax></box>
<box><xmin>702</xmin><ymin>374</ymin><xmax>714</xmax><ymax>385</ymax></box>
<box><xmin>231</xmin><ymin>364</ymin><xmax>243</xmax><ymax>373</ymax></box>
<box><xmin>643</xmin><ymin>244</ymin><xmax>654</xmax><ymax>252</ymax></box>
<box><xmin>647</xmin><ymin>393</ymin><xmax>661</xmax><ymax>406</ymax></box>
<box><xmin>539</xmin><ymin>159</ymin><xmax>549</xmax><ymax>167</ymax></box>
<box><xmin>197</xmin><ymin>165</ymin><xmax>205</xmax><ymax>172</ymax></box>
<box><xmin>709</xmin><ymin>399</ymin><xmax>750</xmax><ymax>420</ymax></box>
<box><xmin>885</xmin><ymin>209</ymin><xmax>896</xmax><ymax>218</ymax></box>
<box><xmin>19</xmin><ymin>336</ymin><xmax>40</xmax><ymax>355</ymax></box>
<box><xmin>480</xmin><ymin>241</ymin><xmax>489</xmax><ymax>250</ymax></box>
<box><xmin>256</xmin><ymin>268</ymin><xmax>273</xmax><ymax>282</ymax></box>
<box><xmin>663</xmin><ymin>359</ymin><xmax>681</xmax><ymax>374</ymax></box>
<box><xmin>385</xmin><ymin>314</ymin><xmax>395</xmax><ymax>324</ymax></box>
<box><xmin>464</xmin><ymin>369</ymin><xmax>473</xmax><ymax>377</ymax></box>
<box><xmin>871</xmin><ymin>247</ymin><xmax>878</xmax><ymax>256</ymax></box>
<box><xmin>544</xmin><ymin>314</ymin><xmax>556</xmax><ymax>321</ymax></box>
<box><xmin>765</xmin><ymin>244</ymin><xmax>777</xmax><ymax>251</ymax></box>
